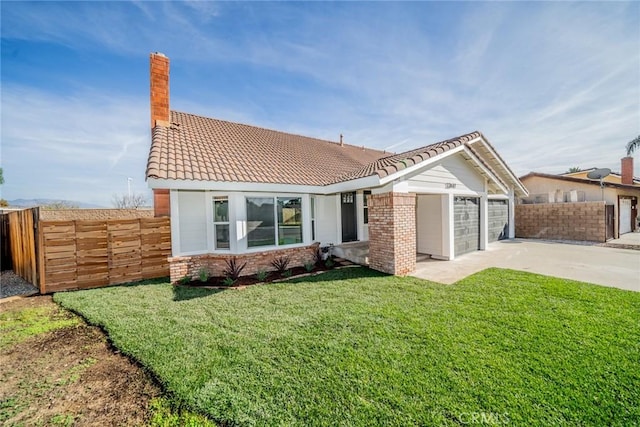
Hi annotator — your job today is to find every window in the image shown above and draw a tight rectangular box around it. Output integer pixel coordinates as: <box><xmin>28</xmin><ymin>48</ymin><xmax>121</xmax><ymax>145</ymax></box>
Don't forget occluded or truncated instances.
<box><xmin>363</xmin><ymin>190</ymin><xmax>371</xmax><ymax>224</ymax></box>
<box><xmin>213</xmin><ymin>197</ymin><xmax>229</xmax><ymax>249</ymax></box>
<box><xmin>246</xmin><ymin>196</ymin><xmax>303</xmax><ymax>247</ymax></box>
<box><xmin>310</xmin><ymin>196</ymin><xmax>316</xmax><ymax>241</ymax></box>
<box><xmin>278</xmin><ymin>197</ymin><xmax>303</xmax><ymax>245</ymax></box>
<box><xmin>247</xmin><ymin>197</ymin><xmax>275</xmax><ymax>247</ymax></box>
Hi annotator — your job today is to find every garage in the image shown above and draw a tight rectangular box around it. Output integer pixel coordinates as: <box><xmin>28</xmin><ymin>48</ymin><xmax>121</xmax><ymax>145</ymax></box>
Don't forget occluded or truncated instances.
<box><xmin>619</xmin><ymin>198</ymin><xmax>632</xmax><ymax>235</ymax></box>
<box><xmin>488</xmin><ymin>199</ymin><xmax>509</xmax><ymax>242</ymax></box>
<box><xmin>454</xmin><ymin>197</ymin><xmax>480</xmax><ymax>256</ymax></box>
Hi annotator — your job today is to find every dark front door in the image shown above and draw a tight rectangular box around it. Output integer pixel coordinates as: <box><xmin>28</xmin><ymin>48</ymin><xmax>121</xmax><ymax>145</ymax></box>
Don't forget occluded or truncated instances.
<box><xmin>341</xmin><ymin>192</ymin><xmax>357</xmax><ymax>242</ymax></box>
<box><xmin>605</xmin><ymin>204</ymin><xmax>614</xmax><ymax>241</ymax></box>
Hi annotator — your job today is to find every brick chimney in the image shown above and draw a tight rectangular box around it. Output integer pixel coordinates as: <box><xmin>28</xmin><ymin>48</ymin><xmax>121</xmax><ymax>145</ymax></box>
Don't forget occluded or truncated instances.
<box><xmin>150</xmin><ymin>52</ymin><xmax>170</xmax><ymax>128</ymax></box>
<box><xmin>621</xmin><ymin>156</ymin><xmax>634</xmax><ymax>185</ymax></box>
<box><xmin>150</xmin><ymin>53</ymin><xmax>171</xmax><ymax>217</ymax></box>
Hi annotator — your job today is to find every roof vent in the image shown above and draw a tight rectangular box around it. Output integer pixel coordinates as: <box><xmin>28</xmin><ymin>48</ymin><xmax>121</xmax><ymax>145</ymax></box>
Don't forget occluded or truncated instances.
<box><xmin>340</xmin><ymin>134</ymin><xmax>344</xmax><ymax>147</ymax></box>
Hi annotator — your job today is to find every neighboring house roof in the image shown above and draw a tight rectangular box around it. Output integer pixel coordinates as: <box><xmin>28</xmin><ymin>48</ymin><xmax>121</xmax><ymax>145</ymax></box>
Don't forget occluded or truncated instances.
<box><xmin>562</xmin><ymin>169</ymin><xmax>640</xmax><ymax>185</ymax></box>
<box><xmin>146</xmin><ymin>111</ymin><xmax>527</xmax><ymax>195</ymax></box>
<box><xmin>519</xmin><ymin>172</ymin><xmax>640</xmax><ymax>191</ymax></box>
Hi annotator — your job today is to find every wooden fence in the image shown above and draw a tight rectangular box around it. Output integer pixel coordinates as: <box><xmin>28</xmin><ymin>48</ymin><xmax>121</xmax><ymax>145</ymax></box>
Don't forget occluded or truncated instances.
<box><xmin>38</xmin><ymin>217</ymin><xmax>171</xmax><ymax>293</ymax></box>
<box><xmin>2</xmin><ymin>208</ymin><xmax>39</xmax><ymax>281</ymax></box>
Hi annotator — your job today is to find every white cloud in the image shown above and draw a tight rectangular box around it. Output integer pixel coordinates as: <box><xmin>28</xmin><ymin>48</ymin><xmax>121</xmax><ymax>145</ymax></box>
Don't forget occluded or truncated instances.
<box><xmin>1</xmin><ymin>0</ymin><xmax>638</xmax><ymax>210</ymax></box>
<box><xmin>1</xmin><ymin>85</ymin><xmax>151</xmax><ymax>205</ymax></box>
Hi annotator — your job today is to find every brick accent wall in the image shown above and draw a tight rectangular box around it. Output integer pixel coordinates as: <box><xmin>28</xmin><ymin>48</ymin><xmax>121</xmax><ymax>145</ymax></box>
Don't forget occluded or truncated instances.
<box><xmin>368</xmin><ymin>192</ymin><xmax>416</xmax><ymax>275</ymax></box>
<box><xmin>39</xmin><ymin>209</ymin><xmax>154</xmax><ymax>221</ymax></box>
<box><xmin>153</xmin><ymin>189</ymin><xmax>170</xmax><ymax>217</ymax></box>
<box><xmin>515</xmin><ymin>202</ymin><xmax>606</xmax><ymax>242</ymax></box>
<box><xmin>169</xmin><ymin>243</ymin><xmax>319</xmax><ymax>283</ymax></box>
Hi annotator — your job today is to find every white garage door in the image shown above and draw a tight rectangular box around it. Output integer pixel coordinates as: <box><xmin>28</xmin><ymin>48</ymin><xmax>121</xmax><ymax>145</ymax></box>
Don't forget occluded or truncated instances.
<box><xmin>619</xmin><ymin>198</ymin><xmax>632</xmax><ymax>235</ymax></box>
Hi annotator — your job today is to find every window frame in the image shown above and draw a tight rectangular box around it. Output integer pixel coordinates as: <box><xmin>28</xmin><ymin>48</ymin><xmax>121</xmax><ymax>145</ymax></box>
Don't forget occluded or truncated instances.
<box><xmin>212</xmin><ymin>196</ymin><xmax>230</xmax><ymax>250</ymax></box>
<box><xmin>363</xmin><ymin>190</ymin><xmax>372</xmax><ymax>225</ymax></box>
<box><xmin>245</xmin><ymin>195</ymin><xmax>305</xmax><ymax>250</ymax></box>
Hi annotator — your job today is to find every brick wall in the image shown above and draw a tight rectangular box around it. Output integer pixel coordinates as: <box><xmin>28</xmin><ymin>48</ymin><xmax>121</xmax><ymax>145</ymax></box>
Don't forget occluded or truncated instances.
<box><xmin>169</xmin><ymin>243</ymin><xmax>319</xmax><ymax>283</ymax></box>
<box><xmin>153</xmin><ymin>189</ymin><xmax>170</xmax><ymax>217</ymax></box>
<box><xmin>40</xmin><ymin>209</ymin><xmax>154</xmax><ymax>221</ymax></box>
<box><xmin>368</xmin><ymin>192</ymin><xmax>416</xmax><ymax>275</ymax></box>
<box><xmin>515</xmin><ymin>202</ymin><xmax>606</xmax><ymax>242</ymax></box>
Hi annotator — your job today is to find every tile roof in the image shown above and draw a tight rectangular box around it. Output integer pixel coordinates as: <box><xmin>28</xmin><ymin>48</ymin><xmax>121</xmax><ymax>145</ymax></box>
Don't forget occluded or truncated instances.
<box><xmin>146</xmin><ymin>111</ymin><xmax>482</xmax><ymax>186</ymax></box>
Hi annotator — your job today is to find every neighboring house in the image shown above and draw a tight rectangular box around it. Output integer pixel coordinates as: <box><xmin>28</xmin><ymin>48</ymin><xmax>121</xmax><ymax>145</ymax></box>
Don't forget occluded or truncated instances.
<box><xmin>145</xmin><ymin>53</ymin><xmax>528</xmax><ymax>282</ymax></box>
<box><xmin>519</xmin><ymin>161</ymin><xmax>639</xmax><ymax>239</ymax></box>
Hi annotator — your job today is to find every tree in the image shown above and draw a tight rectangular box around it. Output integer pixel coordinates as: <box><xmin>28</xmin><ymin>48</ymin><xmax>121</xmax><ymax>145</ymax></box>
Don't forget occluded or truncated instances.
<box><xmin>625</xmin><ymin>135</ymin><xmax>640</xmax><ymax>156</ymax></box>
<box><xmin>0</xmin><ymin>168</ymin><xmax>6</xmax><ymax>206</ymax></box>
<box><xmin>566</xmin><ymin>167</ymin><xmax>581</xmax><ymax>173</ymax></box>
<box><xmin>41</xmin><ymin>201</ymin><xmax>79</xmax><ymax>210</ymax></box>
<box><xmin>112</xmin><ymin>193</ymin><xmax>147</xmax><ymax>209</ymax></box>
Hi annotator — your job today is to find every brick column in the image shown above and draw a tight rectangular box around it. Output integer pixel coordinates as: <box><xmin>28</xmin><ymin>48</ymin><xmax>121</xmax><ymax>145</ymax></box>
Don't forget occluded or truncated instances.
<box><xmin>368</xmin><ymin>192</ymin><xmax>416</xmax><ymax>275</ymax></box>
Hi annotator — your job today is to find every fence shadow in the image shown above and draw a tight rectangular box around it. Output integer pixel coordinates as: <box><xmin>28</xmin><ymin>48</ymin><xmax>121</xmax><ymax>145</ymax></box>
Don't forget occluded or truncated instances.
<box><xmin>172</xmin><ymin>285</ymin><xmax>224</xmax><ymax>301</ymax></box>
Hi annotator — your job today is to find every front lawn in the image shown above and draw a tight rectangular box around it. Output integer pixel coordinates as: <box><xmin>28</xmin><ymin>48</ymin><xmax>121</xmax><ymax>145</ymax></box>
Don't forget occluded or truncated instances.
<box><xmin>54</xmin><ymin>268</ymin><xmax>640</xmax><ymax>426</ymax></box>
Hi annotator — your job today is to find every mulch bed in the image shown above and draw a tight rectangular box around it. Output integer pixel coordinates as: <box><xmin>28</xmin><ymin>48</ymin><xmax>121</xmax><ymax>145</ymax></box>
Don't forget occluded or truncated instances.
<box><xmin>181</xmin><ymin>260</ymin><xmax>356</xmax><ymax>289</ymax></box>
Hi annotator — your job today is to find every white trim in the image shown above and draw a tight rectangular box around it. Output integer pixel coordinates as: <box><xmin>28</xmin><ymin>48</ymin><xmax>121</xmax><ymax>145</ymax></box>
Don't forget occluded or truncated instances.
<box><xmin>148</xmin><ymin>175</ymin><xmax>380</xmax><ymax>195</ymax></box>
<box><xmin>170</xmin><ymin>189</ymin><xmax>180</xmax><ymax>256</ymax></box>
<box><xmin>468</xmin><ymin>139</ymin><xmax>529</xmax><ymax>196</ymax></box>
<box><xmin>378</xmin><ymin>144</ymin><xmax>470</xmax><ymax>186</ymax></box>
<box><xmin>461</xmin><ymin>146</ymin><xmax>509</xmax><ymax>194</ymax></box>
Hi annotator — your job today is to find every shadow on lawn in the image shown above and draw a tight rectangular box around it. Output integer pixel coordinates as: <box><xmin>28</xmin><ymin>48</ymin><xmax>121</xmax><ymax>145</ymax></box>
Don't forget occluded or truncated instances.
<box><xmin>286</xmin><ymin>266</ymin><xmax>387</xmax><ymax>284</ymax></box>
<box><xmin>172</xmin><ymin>285</ymin><xmax>224</xmax><ymax>302</ymax></box>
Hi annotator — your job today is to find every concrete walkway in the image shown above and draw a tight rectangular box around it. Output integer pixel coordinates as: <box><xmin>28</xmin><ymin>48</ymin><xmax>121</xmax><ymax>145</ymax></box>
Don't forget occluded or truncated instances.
<box><xmin>412</xmin><ymin>238</ymin><xmax>640</xmax><ymax>292</ymax></box>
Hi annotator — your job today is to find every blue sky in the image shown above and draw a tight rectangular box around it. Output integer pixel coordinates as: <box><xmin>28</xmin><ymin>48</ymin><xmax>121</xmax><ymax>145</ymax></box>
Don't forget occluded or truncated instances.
<box><xmin>1</xmin><ymin>1</ymin><xmax>638</xmax><ymax>206</ymax></box>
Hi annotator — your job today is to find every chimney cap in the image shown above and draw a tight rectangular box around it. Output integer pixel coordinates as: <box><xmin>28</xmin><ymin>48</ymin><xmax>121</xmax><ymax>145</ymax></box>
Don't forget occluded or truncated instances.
<box><xmin>152</xmin><ymin>52</ymin><xmax>167</xmax><ymax>57</ymax></box>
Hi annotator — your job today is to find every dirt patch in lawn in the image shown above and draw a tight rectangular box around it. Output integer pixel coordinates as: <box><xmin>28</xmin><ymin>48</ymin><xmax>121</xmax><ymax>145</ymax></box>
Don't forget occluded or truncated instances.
<box><xmin>0</xmin><ymin>295</ymin><xmax>161</xmax><ymax>426</ymax></box>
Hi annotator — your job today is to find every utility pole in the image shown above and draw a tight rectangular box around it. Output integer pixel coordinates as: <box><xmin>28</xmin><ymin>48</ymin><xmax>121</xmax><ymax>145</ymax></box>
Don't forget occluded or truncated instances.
<box><xmin>127</xmin><ymin>177</ymin><xmax>133</xmax><ymax>199</ymax></box>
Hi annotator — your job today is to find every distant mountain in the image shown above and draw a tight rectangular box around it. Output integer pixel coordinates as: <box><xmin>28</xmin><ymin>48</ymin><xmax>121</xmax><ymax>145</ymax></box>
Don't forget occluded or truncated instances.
<box><xmin>7</xmin><ymin>199</ymin><xmax>105</xmax><ymax>209</ymax></box>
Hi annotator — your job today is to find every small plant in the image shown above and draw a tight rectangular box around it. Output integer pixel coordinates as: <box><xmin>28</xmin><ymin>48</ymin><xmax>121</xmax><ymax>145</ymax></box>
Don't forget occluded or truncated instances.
<box><xmin>325</xmin><ymin>258</ymin><xmax>335</xmax><ymax>269</ymax></box>
<box><xmin>314</xmin><ymin>246</ymin><xmax>327</xmax><ymax>267</ymax></box>
<box><xmin>198</xmin><ymin>267</ymin><xmax>209</xmax><ymax>283</ymax></box>
<box><xmin>255</xmin><ymin>269</ymin><xmax>269</xmax><ymax>282</ymax></box>
<box><xmin>304</xmin><ymin>261</ymin><xmax>314</xmax><ymax>272</ymax></box>
<box><xmin>178</xmin><ymin>275</ymin><xmax>191</xmax><ymax>285</ymax></box>
<box><xmin>222</xmin><ymin>277</ymin><xmax>235</xmax><ymax>287</ymax></box>
<box><xmin>282</xmin><ymin>269</ymin><xmax>293</xmax><ymax>278</ymax></box>
<box><xmin>224</xmin><ymin>257</ymin><xmax>247</xmax><ymax>280</ymax></box>
<box><xmin>271</xmin><ymin>255</ymin><xmax>291</xmax><ymax>276</ymax></box>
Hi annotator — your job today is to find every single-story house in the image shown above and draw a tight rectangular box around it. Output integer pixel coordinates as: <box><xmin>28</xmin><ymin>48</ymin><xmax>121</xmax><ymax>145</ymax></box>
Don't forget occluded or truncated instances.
<box><xmin>519</xmin><ymin>162</ymin><xmax>639</xmax><ymax>238</ymax></box>
<box><xmin>145</xmin><ymin>53</ymin><xmax>528</xmax><ymax>282</ymax></box>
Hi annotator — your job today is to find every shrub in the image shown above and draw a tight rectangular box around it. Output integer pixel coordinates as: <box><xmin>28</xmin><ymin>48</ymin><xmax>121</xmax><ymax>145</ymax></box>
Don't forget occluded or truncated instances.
<box><xmin>178</xmin><ymin>275</ymin><xmax>191</xmax><ymax>285</ymax></box>
<box><xmin>271</xmin><ymin>256</ymin><xmax>291</xmax><ymax>276</ymax></box>
<box><xmin>255</xmin><ymin>269</ymin><xmax>269</xmax><ymax>282</ymax></box>
<box><xmin>325</xmin><ymin>258</ymin><xmax>335</xmax><ymax>269</ymax></box>
<box><xmin>222</xmin><ymin>277</ymin><xmax>235</xmax><ymax>287</ymax></box>
<box><xmin>198</xmin><ymin>267</ymin><xmax>209</xmax><ymax>283</ymax></box>
<box><xmin>313</xmin><ymin>247</ymin><xmax>325</xmax><ymax>267</ymax></box>
<box><xmin>224</xmin><ymin>257</ymin><xmax>247</xmax><ymax>280</ymax></box>
<box><xmin>304</xmin><ymin>261</ymin><xmax>314</xmax><ymax>272</ymax></box>
<box><xmin>282</xmin><ymin>269</ymin><xmax>293</xmax><ymax>278</ymax></box>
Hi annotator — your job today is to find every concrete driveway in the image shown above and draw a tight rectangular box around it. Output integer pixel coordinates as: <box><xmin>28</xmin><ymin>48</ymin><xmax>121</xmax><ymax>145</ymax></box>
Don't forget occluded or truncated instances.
<box><xmin>412</xmin><ymin>238</ymin><xmax>640</xmax><ymax>292</ymax></box>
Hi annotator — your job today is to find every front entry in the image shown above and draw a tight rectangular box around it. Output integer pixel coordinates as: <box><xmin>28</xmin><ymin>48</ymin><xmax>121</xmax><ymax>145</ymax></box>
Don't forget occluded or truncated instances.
<box><xmin>341</xmin><ymin>192</ymin><xmax>357</xmax><ymax>242</ymax></box>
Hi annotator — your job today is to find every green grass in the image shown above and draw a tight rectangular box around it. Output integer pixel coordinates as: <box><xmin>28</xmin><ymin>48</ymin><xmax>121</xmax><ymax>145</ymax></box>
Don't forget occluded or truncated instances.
<box><xmin>54</xmin><ymin>268</ymin><xmax>640</xmax><ymax>426</ymax></box>
<box><xmin>0</xmin><ymin>305</ymin><xmax>79</xmax><ymax>349</ymax></box>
